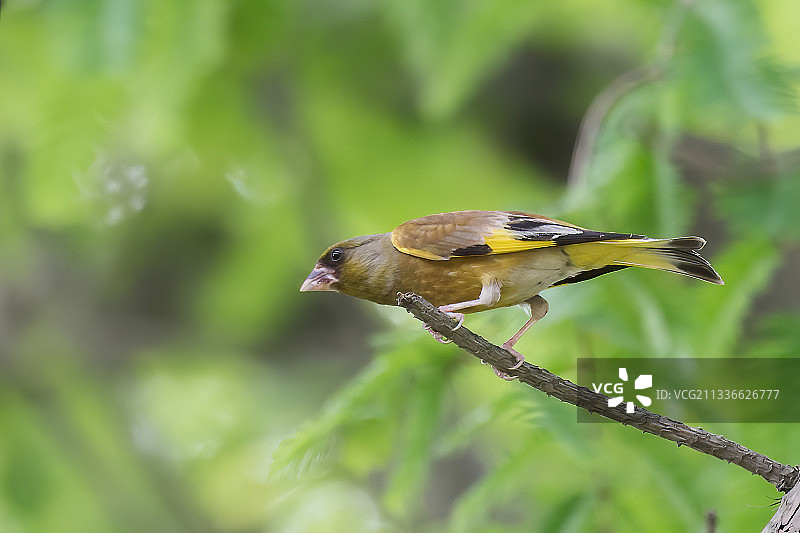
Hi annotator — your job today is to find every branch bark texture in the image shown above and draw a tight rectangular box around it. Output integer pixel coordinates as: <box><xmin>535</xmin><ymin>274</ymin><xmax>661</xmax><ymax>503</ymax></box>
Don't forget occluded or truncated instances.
<box><xmin>397</xmin><ymin>292</ymin><xmax>799</xmax><ymax>493</ymax></box>
<box><xmin>762</xmin><ymin>481</ymin><xmax>800</xmax><ymax>532</ymax></box>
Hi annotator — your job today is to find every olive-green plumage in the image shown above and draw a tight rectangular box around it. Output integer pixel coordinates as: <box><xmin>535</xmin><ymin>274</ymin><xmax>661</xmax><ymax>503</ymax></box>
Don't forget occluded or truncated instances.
<box><xmin>313</xmin><ymin>232</ymin><xmax>585</xmax><ymax>310</ymax></box>
<box><xmin>302</xmin><ymin>210</ymin><xmax>722</xmax><ymax>310</ymax></box>
<box><xmin>301</xmin><ymin>210</ymin><xmax>723</xmax><ymax>376</ymax></box>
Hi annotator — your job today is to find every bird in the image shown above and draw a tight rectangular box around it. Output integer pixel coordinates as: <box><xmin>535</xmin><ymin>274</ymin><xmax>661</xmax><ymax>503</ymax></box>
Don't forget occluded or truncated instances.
<box><xmin>300</xmin><ymin>210</ymin><xmax>723</xmax><ymax>379</ymax></box>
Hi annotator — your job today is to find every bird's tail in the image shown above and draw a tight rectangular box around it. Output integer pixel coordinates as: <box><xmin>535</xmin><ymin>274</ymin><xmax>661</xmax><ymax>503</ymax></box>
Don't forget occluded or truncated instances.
<box><xmin>564</xmin><ymin>236</ymin><xmax>724</xmax><ymax>285</ymax></box>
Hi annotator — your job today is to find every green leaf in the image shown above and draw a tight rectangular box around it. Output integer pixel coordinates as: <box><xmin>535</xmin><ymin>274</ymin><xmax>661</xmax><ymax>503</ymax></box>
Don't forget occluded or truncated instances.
<box><xmin>690</xmin><ymin>239</ymin><xmax>780</xmax><ymax>357</ymax></box>
<box><xmin>538</xmin><ymin>494</ymin><xmax>594</xmax><ymax>533</ymax></box>
<box><xmin>383</xmin><ymin>361</ymin><xmax>447</xmax><ymax>518</ymax></box>
<box><xmin>674</xmin><ymin>0</ymin><xmax>796</xmax><ymax>123</ymax></box>
<box><xmin>384</xmin><ymin>0</ymin><xmax>538</xmax><ymax>120</ymax></box>
<box><xmin>715</xmin><ymin>170</ymin><xmax>800</xmax><ymax>244</ymax></box>
<box><xmin>268</xmin><ymin>355</ymin><xmax>401</xmax><ymax>483</ymax></box>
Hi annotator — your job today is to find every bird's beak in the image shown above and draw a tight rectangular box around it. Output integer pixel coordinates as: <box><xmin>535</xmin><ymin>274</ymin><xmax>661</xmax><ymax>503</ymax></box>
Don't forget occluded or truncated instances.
<box><xmin>300</xmin><ymin>265</ymin><xmax>338</xmax><ymax>292</ymax></box>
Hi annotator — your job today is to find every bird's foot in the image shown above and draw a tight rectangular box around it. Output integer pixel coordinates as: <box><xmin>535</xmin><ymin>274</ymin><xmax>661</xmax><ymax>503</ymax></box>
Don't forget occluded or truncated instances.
<box><xmin>437</xmin><ymin>308</ymin><xmax>465</xmax><ymax>330</ymax></box>
<box><xmin>478</xmin><ymin>344</ymin><xmax>525</xmax><ymax>381</ymax></box>
<box><xmin>492</xmin><ymin>366</ymin><xmax>518</xmax><ymax>381</ymax></box>
<box><xmin>480</xmin><ymin>359</ymin><xmax>518</xmax><ymax>380</ymax></box>
<box><xmin>424</xmin><ymin>324</ymin><xmax>452</xmax><ymax>344</ymax></box>
<box><xmin>500</xmin><ymin>343</ymin><xmax>526</xmax><ymax>370</ymax></box>
<box><xmin>484</xmin><ymin>343</ymin><xmax>526</xmax><ymax>380</ymax></box>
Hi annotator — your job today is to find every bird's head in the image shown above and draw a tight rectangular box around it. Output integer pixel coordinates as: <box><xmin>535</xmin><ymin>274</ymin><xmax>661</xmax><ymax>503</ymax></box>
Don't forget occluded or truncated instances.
<box><xmin>300</xmin><ymin>233</ymin><xmax>393</xmax><ymax>301</ymax></box>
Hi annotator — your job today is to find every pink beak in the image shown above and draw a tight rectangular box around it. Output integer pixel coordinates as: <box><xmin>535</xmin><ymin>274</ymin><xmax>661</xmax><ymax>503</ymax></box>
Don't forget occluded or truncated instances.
<box><xmin>300</xmin><ymin>265</ymin><xmax>338</xmax><ymax>292</ymax></box>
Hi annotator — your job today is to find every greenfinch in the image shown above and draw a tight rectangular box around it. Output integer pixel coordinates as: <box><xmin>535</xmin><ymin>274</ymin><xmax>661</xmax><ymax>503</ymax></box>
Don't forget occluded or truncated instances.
<box><xmin>301</xmin><ymin>210</ymin><xmax>723</xmax><ymax>378</ymax></box>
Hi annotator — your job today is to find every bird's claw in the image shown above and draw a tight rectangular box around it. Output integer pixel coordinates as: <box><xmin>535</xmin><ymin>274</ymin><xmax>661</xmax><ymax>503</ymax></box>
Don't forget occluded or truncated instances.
<box><xmin>424</xmin><ymin>324</ymin><xmax>452</xmax><ymax>344</ymax></box>
<box><xmin>492</xmin><ymin>366</ymin><xmax>518</xmax><ymax>381</ymax></box>
<box><xmin>501</xmin><ymin>343</ymin><xmax>525</xmax><ymax>370</ymax></box>
<box><xmin>480</xmin><ymin>344</ymin><xmax>526</xmax><ymax>380</ymax></box>
<box><xmin>479</xmin><ymin>359</ymin><xmax>516</xmax><ymax>380</ymax></box>
<box><xmin>437</xmin><ymin>308</ymin><xmax>465</xmax><ymax>331</ymax></box>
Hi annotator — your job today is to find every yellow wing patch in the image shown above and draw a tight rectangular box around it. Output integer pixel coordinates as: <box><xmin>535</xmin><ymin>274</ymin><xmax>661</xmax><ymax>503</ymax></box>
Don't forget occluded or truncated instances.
<box><xmin>391</xmin><ymin>225</ymin><xmax>557</xmax><ymax>260</ymax></box>
<box><xmin>391</xmin><ymin>242</ymin><xmax>444</xmax><ymax>261</ymax></box>
<box><xmin>483</xmin><ymin>228</ymin><xmax>556</xmax><ymax>254</ymax></box>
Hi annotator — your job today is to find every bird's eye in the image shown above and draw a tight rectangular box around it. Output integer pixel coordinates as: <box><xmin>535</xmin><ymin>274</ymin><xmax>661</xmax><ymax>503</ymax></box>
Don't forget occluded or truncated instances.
<box><xmin>329</xmin><ymin>248</ymin><xmax>344</xmax><ymax>263</ymax></box>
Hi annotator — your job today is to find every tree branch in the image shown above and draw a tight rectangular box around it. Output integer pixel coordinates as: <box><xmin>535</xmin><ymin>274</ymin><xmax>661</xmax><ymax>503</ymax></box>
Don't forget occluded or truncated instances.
<box><xmin>397</xmin><ymin>292</ymin><xmax>799</xmax><ymax>493</ymax></box>
<box><xmin>762</xmin><ymin>481</ymin><xmax>800</xmax><ymax>532</ymax></box>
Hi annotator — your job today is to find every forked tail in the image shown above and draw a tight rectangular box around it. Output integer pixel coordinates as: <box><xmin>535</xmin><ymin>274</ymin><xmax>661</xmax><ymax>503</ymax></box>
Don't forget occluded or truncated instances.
<box><xmin>563</xmin><ymin>236</ymin><xmax>724</xmax><ymax>285</ymax></box>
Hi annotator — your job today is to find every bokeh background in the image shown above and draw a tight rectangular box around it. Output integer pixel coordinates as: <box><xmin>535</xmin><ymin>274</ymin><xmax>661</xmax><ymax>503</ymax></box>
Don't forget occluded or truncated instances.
<box><xmin>2</xmin><ymin>0</ymin><xmax>800</xmax><ymax>531</ymax></box>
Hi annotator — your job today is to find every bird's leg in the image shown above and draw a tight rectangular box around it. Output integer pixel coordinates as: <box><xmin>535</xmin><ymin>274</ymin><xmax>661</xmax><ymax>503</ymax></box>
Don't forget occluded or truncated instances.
<box><xmin>437</xmin><ymin>278</ymin><xmax>502</xmax><ymax>332</ymax></box>
<box><xmin>502</xmin><ymin>295</ymin><xmax>549</xmax><ymax>360</ymax></box>
<box><xmin>496</xmin><ymin>295</ymin><xmax>549</xmax><ymax>378</ymax></box>
<box><xmin>437</xmin><ymin>301</ymin><xmax>476</xmax><ymax>331</ymax></box>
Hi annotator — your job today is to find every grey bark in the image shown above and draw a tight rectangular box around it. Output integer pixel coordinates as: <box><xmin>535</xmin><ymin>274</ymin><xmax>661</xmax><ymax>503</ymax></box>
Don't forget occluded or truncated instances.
<box><xmin>762</xmin><ymin>482</ymin><xmax>800</xmax><ymax>532</ymax></box>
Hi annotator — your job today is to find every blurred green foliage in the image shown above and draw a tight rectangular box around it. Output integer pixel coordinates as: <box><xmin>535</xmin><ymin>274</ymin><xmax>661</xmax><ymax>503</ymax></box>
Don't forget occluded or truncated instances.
<box><xmin>1</xmin><ymin>0</ymin><xmax>800</xmax><ymax>531</ymax></box>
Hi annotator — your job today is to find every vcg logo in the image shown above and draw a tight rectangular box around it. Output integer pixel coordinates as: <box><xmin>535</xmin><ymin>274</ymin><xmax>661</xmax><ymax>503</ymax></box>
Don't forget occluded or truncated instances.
<box><xmin>591</xmin><ymin>367</ymin><xmax>653</xmax><ymax>413</ymax></box>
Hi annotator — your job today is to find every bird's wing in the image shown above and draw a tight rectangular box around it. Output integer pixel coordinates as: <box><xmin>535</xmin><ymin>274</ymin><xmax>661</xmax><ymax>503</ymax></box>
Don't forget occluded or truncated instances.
<box><xmin>390</xmin><ymin>210</ymin><xmax>643</xmax><ymax>260</ymax></box>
